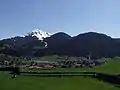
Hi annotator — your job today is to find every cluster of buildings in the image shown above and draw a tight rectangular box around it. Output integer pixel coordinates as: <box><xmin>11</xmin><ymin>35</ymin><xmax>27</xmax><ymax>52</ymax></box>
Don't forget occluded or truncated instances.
<box><xmin>29</xmin><ymin>60</ymin><xmax>105</xmax><ymax>69</ymax></box>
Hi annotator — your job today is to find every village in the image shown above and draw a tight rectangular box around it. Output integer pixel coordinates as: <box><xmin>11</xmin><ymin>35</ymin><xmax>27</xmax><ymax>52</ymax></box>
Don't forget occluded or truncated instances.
<box><xmin>0</xmin><ymin>54</ymin><xmax>107</xmax><ymax>69</ymax></box>
<box><xmin>29</xmin><ymin>58</ymin><xmax>106</xmax><ymax>69</ymax></box>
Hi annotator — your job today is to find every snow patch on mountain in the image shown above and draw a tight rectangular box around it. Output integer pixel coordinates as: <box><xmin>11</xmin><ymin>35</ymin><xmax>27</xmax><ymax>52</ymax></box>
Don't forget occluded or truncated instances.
<box><xmin>27</xmin><ymin>29</ymin><xmax>52</xmax><ymax>40</ymax></box>
<box><xmin>1</xmin><ymin>29</ymin><xmax>52</xmax><ymax>41</ymax></box>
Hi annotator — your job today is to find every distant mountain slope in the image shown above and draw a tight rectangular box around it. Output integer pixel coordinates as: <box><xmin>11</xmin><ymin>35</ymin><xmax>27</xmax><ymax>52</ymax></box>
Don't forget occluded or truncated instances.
<box><xmin>17</xmin><ymin>40</ymin><xmax>47</xmax><ymax>56</ymax></box>
<box><xmin>0</xmin><ymin>29</ymin><xmax>51</xmax><ymax>56</ymax></box>
<box><xmin>35</xmin><ymin>32</ymin><xmax>120</xmax><ymax>58</ymax></box>
<box><xmin>60</xmin><ymin>32</ymin><xmax>118</xmax><ymax>57</ymax></box>
<box><xmin>44</xmin><ymin>32</ymin><xmax>71</xmax><ymax>48</ymax></box>
<box><xmin>34</xmin><ymin>32</ymin><xmax>71</xmax><ymax>56</ymax></box>
<box><xmin>0</xmin><ymin>36</ymin><xmax>38</xmax><ymax>49</ymax></box>
<box><xmin>0</xmin><ymin>29</ymin><xmax>51</xmax><ymax>49</ymax></box>
<box><xmin>1</xmin><ymin>30</ymin><xmax>120</xmax><ymax>58</ymax></box>
<box><xmin>0</xmin><ymin>43</ymin><xmax>19</xmax><ymax>56</ymax></box>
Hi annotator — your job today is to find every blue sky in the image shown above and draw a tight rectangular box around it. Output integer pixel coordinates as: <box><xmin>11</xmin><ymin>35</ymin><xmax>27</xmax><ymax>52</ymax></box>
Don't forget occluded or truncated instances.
<box><xmin>0</xmin><ymin>0</ymin><xmax>120</xmax><ymax>39</ymax></box>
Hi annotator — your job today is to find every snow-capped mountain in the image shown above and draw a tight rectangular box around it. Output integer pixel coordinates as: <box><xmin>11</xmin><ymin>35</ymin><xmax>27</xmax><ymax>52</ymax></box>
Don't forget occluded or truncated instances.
<box><xmin>0</xmin><ymin>29</ymin><xmax>51</xmax><ymax>41</ymax></box>
<box><xmin>27</xmin><ymin>29</ymin><xmax>52</xmax><ymax>40</ymax></box>
<box><xmin>0</xmin><ymin>29</ymin><xmax>52</xmax><ymax>50</ymax></box>
<box><xmin>1</xmin><ymin>30</ymin><xmax>120</xmax><ymax>58</ymax></box>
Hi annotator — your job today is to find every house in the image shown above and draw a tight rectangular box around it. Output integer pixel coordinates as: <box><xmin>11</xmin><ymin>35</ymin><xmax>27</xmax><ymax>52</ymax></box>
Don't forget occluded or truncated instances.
<box><xmin>29</xmin><ymin>60</ymin><xmax>57</xmax><ymax>69</ymax></box>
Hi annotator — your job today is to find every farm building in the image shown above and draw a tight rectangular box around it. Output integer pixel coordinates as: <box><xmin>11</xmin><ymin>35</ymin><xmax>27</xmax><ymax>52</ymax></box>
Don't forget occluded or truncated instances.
<box><xmin>29</xmin><ymin>61</ymin><xmax>57</xmax><ymax>68</ymax></box>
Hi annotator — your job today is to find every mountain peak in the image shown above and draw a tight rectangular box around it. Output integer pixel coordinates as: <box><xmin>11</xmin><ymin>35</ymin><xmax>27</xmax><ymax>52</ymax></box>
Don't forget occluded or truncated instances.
<box><xmin>27</xmin><ymin>29</ymin><xmax>51</xmax><ymax>40</ymax></box>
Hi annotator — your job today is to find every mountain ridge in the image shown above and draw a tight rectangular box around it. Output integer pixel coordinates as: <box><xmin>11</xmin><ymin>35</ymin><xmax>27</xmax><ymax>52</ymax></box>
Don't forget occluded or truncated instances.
<box><xmin>1</xmin><ymin>30</ymin><xmax>120</xmax><ymax>58</ymax></box>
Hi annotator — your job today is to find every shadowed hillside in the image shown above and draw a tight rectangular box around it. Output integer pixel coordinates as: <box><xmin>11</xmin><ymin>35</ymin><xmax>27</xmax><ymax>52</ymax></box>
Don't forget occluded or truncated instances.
<box><xmin>1</xmin><ymin>32</ymin><xmax>120</xmax><ymax>58</ymax></box>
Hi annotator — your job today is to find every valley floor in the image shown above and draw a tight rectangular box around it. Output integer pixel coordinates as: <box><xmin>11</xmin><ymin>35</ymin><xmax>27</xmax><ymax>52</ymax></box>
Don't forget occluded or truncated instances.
<box><xmin>1</xmin><ymin>59</ymin><xmax>120</xmax><ymax>90</ymax></box>
<box><xmin>0</xmin><ymin>72</ymin><xmax>119</xmax><ymax>90</ymax></box>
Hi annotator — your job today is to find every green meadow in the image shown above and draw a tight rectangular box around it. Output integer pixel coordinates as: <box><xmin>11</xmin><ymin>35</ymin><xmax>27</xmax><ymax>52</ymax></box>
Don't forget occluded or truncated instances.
<box><xmin>1</xmin><ymin>58</ymin><xmax>120</xmax><ymax>90</ymax></box>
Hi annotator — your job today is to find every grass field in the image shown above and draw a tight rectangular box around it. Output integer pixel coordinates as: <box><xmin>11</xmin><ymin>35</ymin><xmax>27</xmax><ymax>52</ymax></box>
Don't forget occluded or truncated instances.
<box><xmin>1</xmin><ymin>58</ymin><xmax>120</xmax><ymax>90</ymax></box>
<box><xmin>0</xmin><ymin>72</ymin><xmax>119</xmax><ymax>90</ymax></box>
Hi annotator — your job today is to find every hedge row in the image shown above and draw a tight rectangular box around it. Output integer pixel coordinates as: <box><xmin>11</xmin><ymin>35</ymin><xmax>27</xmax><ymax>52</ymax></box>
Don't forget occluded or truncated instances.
<box><xmin>22</xmin><ymin>71</ymin><xmax>120</xmax><ymax>85</ymax></box>
<box><xmin>93</xmin><ymin>73</ymin><xmax>120</xmax><ymax>85</ymax></box>
<box><xmin>0</xmin><ymin>67</ymin><xmax>20</xmax><ymax>74</ymax></box>
<box><xmin>21</xmin><ymin>71</ymin><xmax>96</xmax><ymax>75</ymax></box>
